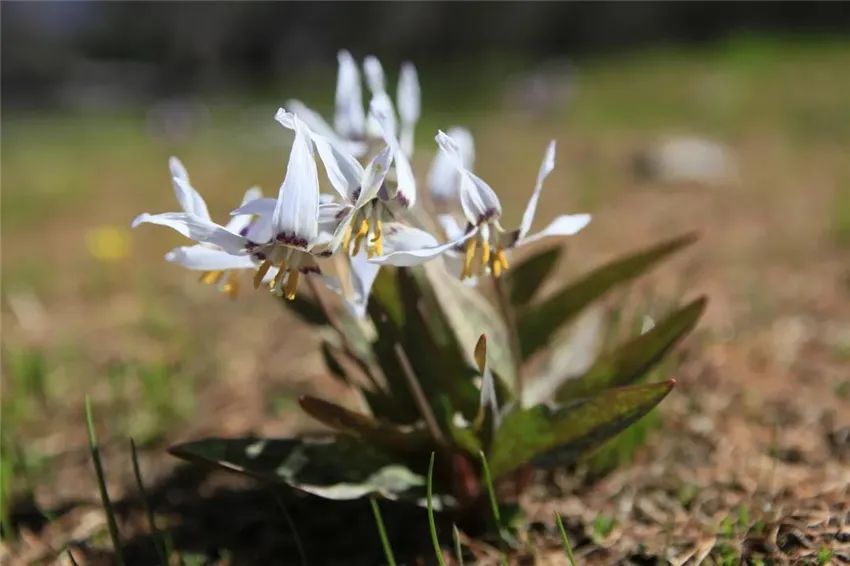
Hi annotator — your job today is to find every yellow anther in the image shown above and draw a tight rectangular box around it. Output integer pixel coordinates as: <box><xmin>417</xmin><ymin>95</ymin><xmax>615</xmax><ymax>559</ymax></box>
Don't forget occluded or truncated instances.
<box><xmin>199</xmin><ymin>270</ymin><xmax>224</xmax><ymax>285</ymax></box>
<box><xmin>341</xmin><ymin>224</ymin><xmax>353</xmax><ymax>252</ymax></box>
<box><xmin>481</xmin><ymin>240</ymin><xmax>491</xmax><ymax>264</ymax></box>
<box><xmin>223</xmin><ymin>273</ymin><xmax>240</xmax><ymax>300</ymax></box>
<box><xmin>462</xmin><ymin>238</ymin><xmax>478</xmax><ymax>279</ymax></box>
<box><xmin>372</xmin><ymin>219</ymin><xmax>383</xmax><ymax>257</ymax></box>
<box><xmin>254</xmin><ymin>260</ymin><xmax>272</xmax><ymax>289</ymax></box>
<box><xmin>492</xmin><ymin>259</ymin><xmax>503</xmax><ymax>279</ymax></box>
<box><xmin>271</xmin><ymin>260</ymin><xmax>288</xmax><ymax>290</ymax></box>
<box><xmin>497</xmin><ymin>249</ymin><xmax>510</xmax><ymax>270</ymax></box>
<box><xmin>284</xmin><ymin>270</ymin><xmax>300</xmax><ymax>301</ymax></box>
<box><xmin>351</xmin><ymin>218</ymin><xmax>370</xmax><ymax>256</ymax></box>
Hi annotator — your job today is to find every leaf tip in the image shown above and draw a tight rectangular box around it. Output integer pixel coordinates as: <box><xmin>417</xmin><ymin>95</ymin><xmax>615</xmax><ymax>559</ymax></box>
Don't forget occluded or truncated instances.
<box><xmin>474</xmin><ymin>334</ymin><xmax>487</xmax><ymax>373</ymax></box>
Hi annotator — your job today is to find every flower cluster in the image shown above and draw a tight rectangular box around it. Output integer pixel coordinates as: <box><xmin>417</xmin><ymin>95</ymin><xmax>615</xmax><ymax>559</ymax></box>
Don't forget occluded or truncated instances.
<box><xmin>133</xmin><ymin>50</ymin><xmax>591</xmax><ymax>310</ymax></box>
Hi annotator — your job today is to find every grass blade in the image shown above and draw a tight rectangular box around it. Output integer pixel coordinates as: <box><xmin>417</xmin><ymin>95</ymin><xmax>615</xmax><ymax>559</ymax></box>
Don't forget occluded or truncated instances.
<box><xmin>369</xmin><ymin>496</ymin><xmax>397</xmax><ymax>566</ymax></box>
<box><xmin>426</xmin><ymin>452</ymin><xmax>446</xmax><ymax>566</ymax></box>
<box><xmin>130</xmin><ymin>438</ymin><xmax>168</xmax><ymax>566</ymax></box>
<box><xmin>478</xmin><ymin>450</ymin><xmax>501</xmax><ymax>526</ymax></box>
<box><xmin>555</xmin><ymin>512</ymin><xmax>577</xmax><ymax>566</ymax></box>
<box><xmin>452</xmin><ymin>524</ymin><xmax>464</xmax><ymax>566</ymax></box>
<box><xmin>85</xmin><ymin>396</ymin><xmax>125</xmax><ymax>566</ymax></box>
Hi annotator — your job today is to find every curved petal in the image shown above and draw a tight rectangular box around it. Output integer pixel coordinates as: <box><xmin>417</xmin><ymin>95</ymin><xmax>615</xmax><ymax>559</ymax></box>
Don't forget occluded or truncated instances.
<box><xmin>397</xmin><ymin>62</ymin><xmax>420</xmax><ymax>156</ymax></box>
<box><xmin>427</xmin><ymin>126</ymin><xmax>474</xmax><ymax>201</ymax></box>
<box><xmin>356</xmin><ymin>145</ymin><xmax>393</xmax><ymax>207</ymax></box>
<box><xmin>436</xmin><ymin>130</ymin><xmax>501</xmax><ymax>224</ymax></box>
<box><xmin>225</xmin><ymin>186</ymin><xmax>263</xmax><ymax>234</ymax></box>
<box><xmin>165</xmin><ymin>245</ymin><xmax>257</xmax><ymax>271</ymax></box>
<box><xmin>518</xmin><ymin>213</ymin><xmax>592</xmax><ymax>246</ymax></box>
<box><xmin>518</xmin><ymin>140</ymin><xmax>556</xmax><ymax>240</ymax></box>
<box><xmin>284</xmin><ymin>101</ymin><xmax>367</xmax><ymax>157</ymax></box>
<box><xmin>231</xmin><ymin>197</ymin><xmax>276</xmax><ymax>217</ymax></box>
<box><xmin>369</xmin><ymin>223</ymin><xmax>476</xmax><ymax>267</ymax></box>
<box><xmin>277</xmin><ymin>107</ymin><xmax>364</xmax><ymax>201</ymax></box>
<box><xmin>372</xmin><ymin>101</ymin><xmax>415</xmax><ymax>207</ymax></box>
<box><xmin>132</xmin><ymin>212</ymin><xmax>248</xmax><ymax>254</ymax></box>
<box><xmin>169</xmin><ymin>159</ymin><xmax>211</xmax><ymax>221</ymax></box>
<box><xmin>273</xmin><ymin>114</ymin><xmax>320</xmax><ymax>248</ymax></box>
<box><xmin>334</xmin><ymin>49</ymin><xmax>366</xmax><ymax>139</ymax></box>
<box><xmin>347</xmin><ymin>248</ymin><xmax>381</xmax><ymax>318</ymax></box>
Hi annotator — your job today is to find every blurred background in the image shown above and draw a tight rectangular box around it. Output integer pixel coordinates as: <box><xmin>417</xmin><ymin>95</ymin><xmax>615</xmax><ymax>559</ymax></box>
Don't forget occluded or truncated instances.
<box><xmin>3</xmin><ymin>2</ymin><xmax>850</xmax><ymax>562</ymax></box>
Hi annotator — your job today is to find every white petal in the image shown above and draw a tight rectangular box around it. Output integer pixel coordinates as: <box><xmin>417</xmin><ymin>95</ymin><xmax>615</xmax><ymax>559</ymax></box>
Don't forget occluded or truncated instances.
<box><xmin>169</xmin><ymin>156</ymin><xmax>190</xmax><ymax>184</ymax></box>
<box><xmin>427</xmin><ymin>126</ymin><xmax>474</xmax><ymax>201</ymax></box>
<box><xmin>356</xmin><ymin>145</ymin><xmax>393</xmax><ymax>207</ymax></box>
<box><xmin>436</xmin><ymin>130</ymin><xmax>501</xmax><ymax>224</ymax></box>
<box><xmin>367</xmin><ymin>91</ymin><xmax>397</xmax><ymax>140</ymax></box>
<box><xmin>246</xmin><ymin>213</ymin><xmax>274</xmax><ymax>244</ymax></box>
<box><xmin>518</xmin><ymin>140</ymin><xmax>556</xmax><ymax>240</ymax></box>
<box><xmin>277</xmin><ymin>107</ymin><xmax>364</xmax><ymax>200</ymax></box>
<box><xmin>132</xmin><ymin>212</ymin><xmax>248</xmax><ymax>254</ymax></box>
<box><xmin>348</xmin><ymin>248</ymin><xmax>381</xmax><ymax>318</ymax></box>
<box><xmin>363</xmin><ymin>55</ymin><xmax>386</xmax><ymax>94</ymax></box>
<box><xmin>170</xmin><ymin>167</ymin><xmax>211</xmax><ymax>221</ymax></box>
<box><xmin>370</xmin><ymin>223</ymin><xmax>475</xmax><ymax>267</ymax></box>
<box><xmin>165</xmin><ymin>245</ymin><xmax>257</xmax><ymax>271</ymax></box>
<box><xmin>334</xmin><ymin>50</ymin><xmax>366</xmax><ymax>139</ymax></box>
<box><xmin>283</xmin><ymin>102</ymin><xmax>367</xmax><ymax>157</ymax></box>
<box><xmin>231</xmin><ymin>197</ymin><xmax>276</xmax><ymax>217</ymax></box>
<box><xmin>273</xmin><ymin>115</ymin><xmax>320</xmax><ymax>248</ymax></box>
<box><xmin>437</xmin><ymin>214</ymin><xmax>465</xmax><ymax>241</ymax></box>
<box><xmin>519</xmin><ymin>214</ymin><xmax>592</xmax><ymax>246</ymax></box>
<box><xmin>372</xmin><ymin>101</ymin><xmax>415</xmax><ymax>207</ymax></box>
<box><xmin>225</xmin><ymin>186</ymin><xmax>263</xmax><ymax>234</ymax></box>
<box><xmin>397</xmin><ymin>62</ymin><xmax>420</xmax><ymax>156</ymax></box>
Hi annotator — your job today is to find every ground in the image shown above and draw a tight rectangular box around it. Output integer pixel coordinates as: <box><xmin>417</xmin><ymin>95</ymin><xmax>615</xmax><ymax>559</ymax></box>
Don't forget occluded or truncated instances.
<box><xmin>2</xmin><ymin>37</ymin><xmax>849</xmax><ymax>564</ymax></box>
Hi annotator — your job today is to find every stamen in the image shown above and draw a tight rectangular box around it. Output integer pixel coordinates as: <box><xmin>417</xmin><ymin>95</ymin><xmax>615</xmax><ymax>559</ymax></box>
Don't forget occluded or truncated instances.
<box><xmin>497</xmin><ymin>249</ymin><xmax>509</xmax><ymax>270</ymax></box>
<box><xmin>481</xmin><ymin>240</ymin><xmax>491</xmax><ymax>265</ymax></box>
<box><xmin>351</xmin><ymin>218</ymin><xmax>370</xmax><ymax>256</ymax></box>
<box><xmin>372</xmin><ymin>219</ymin><xmax>383</xmax><ymax>256</ymax></box>
<box><xmin>462</xmin><ymin>238</ymin><xmax>478</xmax><ymax>279</ymax></box>
<box><xmin>223</xmin><ymin>272</ymin><xmax>240</xmax><ymax>300</ymax></box>
<box><xmin>492</xmin><ymin>259</ymin><xmax>503</xmax><ymax>279</ymax></box>
<box><xmin>254</xmin><ymin>260</ymin><xmax>272</xmax><ymax>289</ymax></box>
<box><xmin>284</xmin><ymin>270</ymin><xmax>300</xmax><ymax>301</ymax></box>
<box><xmin>271</xmin><ymin>260</ymin><xmax>288</xmax><ymax>291</ymax></box>
<box><xmin>341</xmin><ymin>224</ymin><xmax>353</xmax><ymax>252</ymax></box>
<box><xmin>199</xmin><ymin>270</ymin><xmax>224</xmax><ymax>285</ymax></box>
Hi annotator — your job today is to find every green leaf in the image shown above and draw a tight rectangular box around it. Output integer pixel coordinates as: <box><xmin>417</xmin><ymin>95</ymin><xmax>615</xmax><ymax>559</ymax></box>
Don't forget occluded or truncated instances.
<box><xmin>504</xmin><ymin>245</ymin><xmax>563</xmax><ymax>307</ymax></box>
<box><xmin>416</xmin><ymin>262</ymin><xmax>518</xmax><ymax>394</ymax></box>
<box><xmin>488</xmin><ymin>380</ymin><xmax>675</xmax><ymax>477</ymax></box>
<box><xmin>298</xmin><ymin>395</ymin><xmax>429</xmax><ymax>453</ymax></box>
<box><xmin>556</xmin><ymin>297</ymin><xmax>706</xmax><ymax>400</ymax></box>
<box><xmin>518</xmin><ymin>233</ymin><xmax>697</xmax><ymax>359</ymax></box>
<box><xmin>169</xmin><ymin>436</ymin><xmax>430</xmax><ymax>503</ymax></box>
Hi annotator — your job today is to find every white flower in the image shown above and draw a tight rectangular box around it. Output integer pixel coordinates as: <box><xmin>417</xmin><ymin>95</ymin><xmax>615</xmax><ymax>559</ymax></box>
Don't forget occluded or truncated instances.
<box><xmin>397</xmin><ymin>62</ymin><xmax>421</xmax><ymax>157</ymax></box>
<box><xmin>427</xmin><ymin>126</ymin><xmax>474</xmax><ymax>202</ymax></box>
<box><xmin>132</xmin><ymin>157</ymin><xmax>267</xmax><ymax>298</ymax></box>
<box><xmin>135</xmin><ymin>114</ymin><xmax>337</xmax><ymax>301</ymax></box>
<box><xmin>376</xmin><ymin>131</ymin><xmax>591</xmax><ymax>279</ymax></box>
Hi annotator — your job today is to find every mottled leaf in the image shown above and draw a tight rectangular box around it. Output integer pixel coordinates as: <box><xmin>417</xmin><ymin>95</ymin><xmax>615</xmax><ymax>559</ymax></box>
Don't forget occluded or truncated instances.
<box><xmin>169</xmin><ymin>436</ymin><xmax>432</xmax><ymax>503</ymax></box>
<box><xmin>519</xmin><ymin>233</ymin><xmax>697</xmax><ymax>359</ymax></box>
<box><xmin>505</xmin><ymin>245</ymin><xmax>563</xmax><ymax>307</ymax></box>
<box><xmin>556</xmin><ymin>297</ymin><xmax>706</xmax><ymax>400</ymax></box>
<box><xmin>488</xmin><ymin>380</ymin><xmax>675</xmax><ymax>477</ymax></box>
<box><xmin>298</xmin><ymin>395</ymin><xmax>429</xmax><ymax>453</ymax></box>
